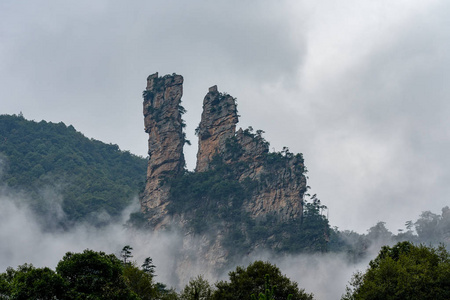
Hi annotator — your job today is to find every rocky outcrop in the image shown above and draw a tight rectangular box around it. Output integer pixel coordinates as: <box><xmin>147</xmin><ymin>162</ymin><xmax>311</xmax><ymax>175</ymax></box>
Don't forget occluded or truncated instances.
<box><xmin>245</xmin><ymin>152</ymin><xmax>306</xmax><ymax>220</ymax></box>
<box><xmin>140</xmin><ymin>73</ymin><xmax>186</xmax><ymax>227</ymax></box>
<box><xmin>196</xmin><ymin>85</ymin><xmax>238</xmax><ymax>172</ymax></box>
<box><xmin>139</xmin><ymin>74</ymin><xmax>309</xmax><ymax>281</ymax></box>
<box><xmin>140</xmin><ymin>74</ymin><xmax>307</xmax><ymax>227</ymax></box>
<box><xmin>195</xmin><ymin>87</ymin><xmax>306</xmax><ymax>221</ymax></box>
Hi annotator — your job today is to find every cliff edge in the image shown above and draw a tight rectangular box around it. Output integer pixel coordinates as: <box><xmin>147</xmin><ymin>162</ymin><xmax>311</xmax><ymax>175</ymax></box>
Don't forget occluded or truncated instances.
<box><xmin>141</xmin><ymin>73</ymin><xmax>186</xmax><ymax>228</ymax></box>
<box><xmin>139</xmin><ymin>73</ymin><xmax>312</xmax><ymax>276</ymax></box>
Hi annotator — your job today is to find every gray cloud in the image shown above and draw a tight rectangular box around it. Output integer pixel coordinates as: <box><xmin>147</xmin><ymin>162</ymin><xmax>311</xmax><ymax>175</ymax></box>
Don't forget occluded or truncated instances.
<box><xmin>1</xmin><ymin>0</ymin><xmax>449</xmax><ymax>250</ymax></box>
<box><xmin>0</xmin><ymin>188</ymin><xmax>181</xmax><ymax>287</ymax></box>
<box><xmin>0</xmin><ymin>186</ymin><xmax>375</xmax><ymax>298</ymax></box>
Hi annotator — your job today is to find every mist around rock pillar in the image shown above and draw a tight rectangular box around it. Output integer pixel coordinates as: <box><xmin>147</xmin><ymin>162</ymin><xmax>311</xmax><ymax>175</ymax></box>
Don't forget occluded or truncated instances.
<box><xmin>139</xmin><ymin>73</ymin><xmax>322</xmax><ymax>282</ymax></box>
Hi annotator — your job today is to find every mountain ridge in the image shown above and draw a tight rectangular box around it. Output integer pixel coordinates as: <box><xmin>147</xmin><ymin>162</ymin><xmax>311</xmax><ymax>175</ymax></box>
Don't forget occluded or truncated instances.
<box><xmin>138</xmin><ymin>73</ymin><xmax>325</xmax><ymax>277</ymax></box>
<box><xmin>0</xmin><ymin>113</ymin><xmax>147</xmax><ymax>226</ymax></box>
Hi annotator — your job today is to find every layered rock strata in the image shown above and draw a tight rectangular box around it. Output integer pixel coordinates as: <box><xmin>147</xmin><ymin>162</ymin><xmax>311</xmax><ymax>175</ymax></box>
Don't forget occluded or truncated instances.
<box><xmin>195</xmin><ymin>86</ymin><xmax>306</xmax><ymax>220</ymax></box>
<box><xmin>196</xmin><ymin>85</ymin><xmax>238</xmax><ymax>172</ymax></box>
<box><xmin>139</xmin><ymin>73</ymin><xmax>308</xmax><ymax>284</ymax></box>
<box><xmin>140</xmin><ymin>73</ymin><xmax>186</xmax><ymax>227</ymax></box>
<box><xmin>140</xmin><ymin>74</ymin><xmax>306</xmax><ymax>225</ymax></box>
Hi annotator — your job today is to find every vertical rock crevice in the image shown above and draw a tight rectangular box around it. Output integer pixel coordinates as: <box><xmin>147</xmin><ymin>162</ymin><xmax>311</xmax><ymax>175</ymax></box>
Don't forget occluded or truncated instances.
<box><xmin>140</xmin><ymin>73</ymin><xmax>306</xmax><ymax>230</ymax></box>
<box><xmin>139</xmin><ymin>73</ymin><xmax>311</xmax><ymax>281</ymax></box>
<box><xmin>195</xmin><ymin>85</ymin><xmax>239</xmax><ymax>172</ymax></box>
<box><xmin>141</xmin><ymin>73</ymin><xmax>186</xmax><ymax>226</ymax></box>
<box><xmin>194</xmin><ymin>85</ymin><xmax>306</xmax><ymax>222</ymax></box>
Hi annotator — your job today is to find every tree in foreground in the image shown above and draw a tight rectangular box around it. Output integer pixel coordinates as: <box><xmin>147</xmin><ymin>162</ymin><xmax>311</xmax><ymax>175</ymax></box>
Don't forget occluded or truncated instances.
<box><xmin>251</xmin><ymin>274</ymin><xmax>293</xmax><ymax>300</ymax></box>
<box><xmin>56</xmin><ymin>249</ymin><xmax>138</xmax><ymax>299</ymax></box>
<box><xmin>179</xmin><ymin>275</ymin><xmax>213</xmax><ymax>300</ymax></box>
<box><xmin>0</xmin><ymin>264</ymin><xmax>67</xmax><ymax>299</ymax></box>
<box><xmin>212</xmin><ymin>260</ymin><xmax>314</xmax><ymax>300</ymax></box>
<box><xmin>0</xmin><ymin>247</ymin><xmax>179</xmax><ymax>299</ymax></box>
<box><xmin>122</xmin><ymin>263</ymin><xmax>157</xmax><ymax>300</ymax></box>
<box><xmin>120</xmin><ymin>246</ymin><xmax>177</xmax><ymax>300</ymax></box>
<box><xmin>342</xmin><ymin>241</ymin><xmax>450</xmax><ymax>300</ymax></box>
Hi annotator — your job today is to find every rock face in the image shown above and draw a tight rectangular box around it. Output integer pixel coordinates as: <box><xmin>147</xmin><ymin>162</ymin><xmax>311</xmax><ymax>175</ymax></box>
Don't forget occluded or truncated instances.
<box><xmin>195</xmin><ymin>86</ymin><xmax>306</xmax><ymax>221</ymax></box>
<box><xmin>139</xmin><ymin>73</ymin><xmax>308</xmax><ymax>280</ymax></box>
<box><xmin>196</xmin><ymin>85</ymin><xmax>238</xmax><ymax>172</ymax></box>
<box><xmin>140</xmin><ymin>73</ymin><xmax>186</xmax><ymax>227</ymax></box>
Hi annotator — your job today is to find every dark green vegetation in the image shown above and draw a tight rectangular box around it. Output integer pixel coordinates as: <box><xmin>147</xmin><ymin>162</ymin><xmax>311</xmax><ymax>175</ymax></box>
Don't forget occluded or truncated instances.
<box><xmin>0</xmin><ymin>250</ymin><xmax>313</xmax><ymax>300</ymax></box>
<box><xmin>179</xmin><ymin>275</ymin><xmax>213</xmax><ymax>300</ymax></box>
<box><xmin>2</xmin><ymin>114</ymin><xmax>449</xmax><ymax>260</ymax></box>
<box><xmin>165</xmin><ymin>158</ymin><xmax>328</xmax><ymax>256</ymax></box>
<box><xmin>162</xmin><ymin>125</ymin><xmax>329</xmax><ymax>256</ymax></box>
<box><xmin>0</xmin><ymin>114</ymin><xmax>147</xmax><ymax>227</ymax></box>
<box><xmin>329</xmin><ymin>206</ymin><xmax>450</xmax><ymax>262</ymax></box>
<box><xmin>0</xmin><ymin>248</ymin><xmax>177</xmax><ymax>300</ymax></box>
<box><xmin>342</xmin><ymin>241</ymin><xmax>450</xmax><ymax>300</ymax></box>
<box><xmin>2</xmin><ymin>114</ymin><xmax>450</xmax><ymax>298</ymax></box>
<box><xmin>213</xmin><ymin>261</ymin><xmax>313</xmax><ymax>300</ymax></box>
<box><xmin>164</xmin><ymin>123</ymin><xmax>450</xmax><ymax>259</ymax></box>
<box><xmin>3</xmin><ymin>243</ymin><xmax>450</xmax><ymax>299</ymax></box>
<box><xmin>250</xmin><ymin>274</ymin><xmax>293</xmax><ymax>300</ymax></box>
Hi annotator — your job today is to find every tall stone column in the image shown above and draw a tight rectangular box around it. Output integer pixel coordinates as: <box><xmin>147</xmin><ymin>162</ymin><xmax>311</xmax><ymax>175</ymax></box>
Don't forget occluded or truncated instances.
<box><xmin>195</xmin><ymin>85</ymin><xmax>239</xmax><ymax>172</ymax></box>
<box><xmin>140</xmin><ymin>73</ymin><xmax>186</xmax><ymax>225</ymax></box>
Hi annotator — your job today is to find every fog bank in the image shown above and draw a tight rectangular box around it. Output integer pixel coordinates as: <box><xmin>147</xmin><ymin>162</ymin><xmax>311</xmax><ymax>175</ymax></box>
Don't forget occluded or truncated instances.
<box><xmin>0</xmin><ymin>186</ymin><xmax>378</xmax><ymax>299</ymax></box>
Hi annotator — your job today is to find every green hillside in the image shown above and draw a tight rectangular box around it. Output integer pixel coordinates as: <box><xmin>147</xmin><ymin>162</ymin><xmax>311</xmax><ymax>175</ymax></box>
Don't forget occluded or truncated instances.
<box><xmin>0</xmin><ymin>114</ymin><xmax>147</xmax><ymax>227</ymax></box>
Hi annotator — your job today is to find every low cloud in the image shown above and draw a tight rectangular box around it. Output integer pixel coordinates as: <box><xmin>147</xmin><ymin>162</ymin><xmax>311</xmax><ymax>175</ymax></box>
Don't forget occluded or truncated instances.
<box><xmin>0</xmin><ymin>184</ymin><xmax>381</xmax><ymax>299</ymax></box>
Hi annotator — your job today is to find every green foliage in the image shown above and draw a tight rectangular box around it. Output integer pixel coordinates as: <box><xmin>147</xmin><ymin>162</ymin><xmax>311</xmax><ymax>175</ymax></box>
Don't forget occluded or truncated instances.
<box><xmin>119</xmin><ymin>246</ymin><xmax>175</xmax><ymax>300</ymax></box>
<box><xmin>250</xmin><ymin>274</ymin><xmax>276</xmax><ymax>300</ymax></box>
<box><xmin>224</xmin><ymin>136</ymin><xmax>244</xmax><ymax>161</ymax></box>
<box><xmin>414</xmin><ymin>208</ymin><xmax>450</xmax><ymax>244</ymax></box>
<box><xmin>329</xmin><ymin>206</ymin><xmax>450</xmax><ymax>263</ymax></box>
<box><xmin>141</xmin><ymin>257</ymin><xmax>156</xmax><ymax>277</ymax></box>
<box><xmin>241</xmin><ymin>127</ymin><xmax>270</xmax><ymax>149</ymax></box>
<box><xmin>155</xmin><ymin>283</ymin><xmax>179</xmax><ymax>300</ymax></box>
<box><xmin>298</xmin><ymin>194</ymin><xmax>329</xmax><ymax>252</ymax></box>
<box><xmin>123</xmin><ymin>263</ymin><xmax>158</xmax><ymax>300</ymax></box>
<box><xmin>167</xmin><ymin>155</ymin><xmax>323</xmax><ymax>256</ymax></box>
<box><xmin>213</xmin><ymin>261</ymin><xmax>314</xmax><ymax>300</ymax></box>
<box><xmin>208</xmin><ymin>92</ymin><xmax>236</xmax><ymax>114</ymax></box>
<box><xmin>250</xmin><ymin>194</ymin><xmax>329</xmax><ymax>254</ymax></box>
<box><xmin>327</xmin><ymin>229</ymin><xmax>370</xmax><ymax>263</ymax></box>
<box><xmin>1</xmin><ymin>249</ymin><xmax>146</xmax><ymax>299</ymax></box>
<box><xmin>342</xmin><ymin>241</ymin><xmax>450</xmax><ymax>300</ymax></box>
<box><xmin>143</xmin><ymin>90</ymin><xmax>154</xmax><ymax>102</ymax></box>
<box><xmin>127</xmin><ymin>211</ymin><xmax>149</xmax><ymax>228</ymax></box>
<box><xmin>166</xmin><ymin>133</ymin><xmax>325</xmax><ymax>255</ymax></box>
<box><xmin>1</xmin><ymin>264</ymin><xmax>67</xmax><ymax>300</ymax></box>
<box><xmin>121</xmin><ymin>245</ymin><xmax>134</xmax><ymax>264</ymax></box>
<box><xmin>264</xmin><ymin>148</ymin><xmax>304</xmax><ymax>174</ymax></box>
<box><xmin>56</xmin><ymin>249</ymin><xmax>138</xmax><ymax>299</ymax></box>
<box><xmin>179</xmin><ymin>275</ymin><xmax>213</xmax><ymax>300</ymax></box>
<box><xmin>0</xmin><ymin>114</ymin><xmax>147</xmax><ymax>227</ymax></box>
<box><xmin>167</xmin><ymin>159</ymin><xmax>254</xmax><ymax>234</ymax></box>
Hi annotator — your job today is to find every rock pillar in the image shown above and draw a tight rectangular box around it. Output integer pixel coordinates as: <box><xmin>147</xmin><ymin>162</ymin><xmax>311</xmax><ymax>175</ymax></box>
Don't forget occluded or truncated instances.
<box><xmin>141</xmin><ymin>73</ymin><xmax>186</xmax><ymax>222</ymax></box>
<box><xmin>195</xmin><ymin>86</ymin><xmax>238</xmax><ymax>172</ymax></box>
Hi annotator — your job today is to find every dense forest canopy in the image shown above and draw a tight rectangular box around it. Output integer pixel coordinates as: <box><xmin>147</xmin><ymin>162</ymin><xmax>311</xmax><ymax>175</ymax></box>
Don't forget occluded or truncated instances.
<box><xmin>0</xmin><ymin>114</ymin><xmax>147</xmax><ymax>227</ymax></box>
<box><xmin>342</xmin><ymin>241</ymin><xmax>450</xmax><ymax>300</ymax></box>
<box><xmin>1</xmin><ymin>113</ymin><xmax>449</xmax><ymax>258</ymax></box>
<box><xmin>2</xmin><ymin>243</ymin><xmax>450</xmax><ymax>299</ymax></box>
<box><xmin>1</xmin><ymin>114</ymin><xmax>450</xmax><ymax>298</ymax></box>
<box><xmin>0</xmin><ymin>247</ymin><xmax>315</xmax><ymax>300</ymax></box>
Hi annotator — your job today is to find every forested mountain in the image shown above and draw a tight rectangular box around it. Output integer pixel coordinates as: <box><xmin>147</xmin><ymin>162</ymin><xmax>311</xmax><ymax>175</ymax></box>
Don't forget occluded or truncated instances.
<box><xmin>1</xmin><ymin>107</ymin><xmax>450</xmax><ymax>299</ymax></box>
<box><xmin>329</xmin><ymin>207</ymin><xmax>450</xmax><ymax>262</ymax></box>
<box><xmin>0</xmin><ymin>247</ymin><xmax>316</xmax><ymax>300</ymax></box>
<box><xmin>0</xmin><ymin>114</ymin><xmax>147</xmax><ymax>227</ymax></box>
<box><xmin>136</xmin><ymin>73</ymin><xmax>450</xmax><ymax>274</ymax></box>
<box><xmin>136</xmin><ymin>73</ymin><xmax>332</xmax><ymax>276</ymax></box>
<box><xmin>2</xmin><ymin>242</ymin><xmax>450</xmax><ymax>299</ymax></box>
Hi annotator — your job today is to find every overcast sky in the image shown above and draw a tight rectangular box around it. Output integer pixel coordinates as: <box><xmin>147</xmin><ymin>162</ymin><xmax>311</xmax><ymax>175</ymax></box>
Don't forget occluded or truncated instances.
<box><xmin>1</xmin><ymin>0</ymin><xmax>450</xmax><ymax>233</ymax></box>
